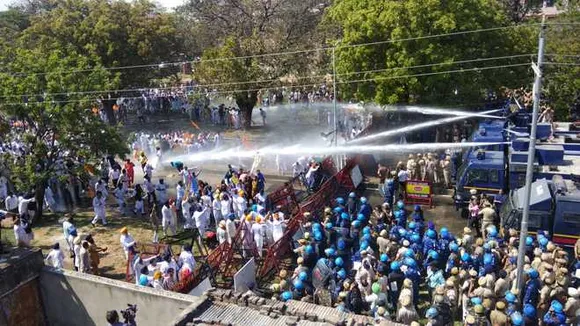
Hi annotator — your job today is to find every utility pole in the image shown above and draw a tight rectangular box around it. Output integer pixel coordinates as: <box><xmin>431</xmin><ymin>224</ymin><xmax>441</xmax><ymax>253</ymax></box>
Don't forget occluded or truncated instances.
<box><xmin>332</xmin><ymin>47</ymin><xmax>341</xmax><ymax>169</ymax></box>
<box><xmin>515</xmin><ymin>16</ymin><xmax>546</xmax><ymax>296</ymax></box>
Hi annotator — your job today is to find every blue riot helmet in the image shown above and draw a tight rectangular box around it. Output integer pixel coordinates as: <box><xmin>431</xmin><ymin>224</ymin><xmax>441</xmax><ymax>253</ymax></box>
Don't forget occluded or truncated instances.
<box><xmin>403</xmin><ymin>257</ymin><xmax>417</xmax><ymax>268</ymax></box>
<box><xmin>380</xmin><ymin>253</ymin><xmax>389</xmax><ymax>263</ymax></box>
<box><xmin>428</xmin><ymin>250</ymin><xmax>439</xmax><ymax>260</ymax></box>
<box><xmin>483</xmin><ymin>254</ymin><xmax>493</xmax><ymax>265</ymax></box>
<box><xmin>390</xmin><ymin>261</ymin><xmax>401</xmax><ymax>271</ymax></box>
<box><xmin>411</xmin><ymin>234</ymin><xmax>421</xmax><ymax>244</ymax></box>
<box><xmin>449</xmin><ymin>242</ymin><xmax>459</xmax><ymax>252</ymax></box>
<box><xmin>337</xmin><ymin>238</ymin><xmax>346</xmax><ymax>250</ymax></box>
<box><xmin>335</xmin><ymin>257</ymin><xmax>344</xmax><ymax>267</ymax></box>
<box><xmin>539</xmin><ymin>237</ymin><xmax>548</xmax><ymax>247</ymax></box>
<box><xmin>325</xmin><ymin>222</ymin><xmax>334</xmax><ymax>229</ymax></box>
<box><xmin>333</xmin><ymin>206</ymin><xmax>343</xmax><ymax>214</ymax></box>
<box><xmin>505</xmin><ymin>292</ymin><xmax>517</xmax><ymax>303</ymax></box>
<box><xmin>551</xmin><ymin>300</ymin><xmax>563</xmax><ymax>313</ymax></box>
<box><xmin>525</xmin><ymin>236</ymin><xmax>533</xmax><ymax>246</ymax></box>
<box><xmin>313</xmin><ymin>231</ymin><xmax>323</xmax><ymax>241</ymax></box>
<box><xmin>470</xmin><ymin>297</ymin><xmax>482</xmax><ymax>305</ymax></box>
<box><xmin>360</xmin><ymin>240</ymin><xmax>369</xmax><ymax>251</ymax></box>
<box><xmin>305</xmin><ymin>245</ymin><xmax>314</xmax><ymax>255</ymax></box>
<box><xmin>299</xmin><ymin>271</ymin><xmax>308</xmax><ymax>281</ymax></box>
<box><xmin>414</xmin><ymin>205</ymin><xmax>421</xmax><ymax>212</ymax></box>
<box><xmin>360</xmin><ymin>197</ymin><xmax>367</xmax><ymax>204</ymax></box>
<box><xmin>341</xmin><ymin>212</ymin><xmax>349</xmax><ymax>220</ymax></box>
<box><xmin>336</xmin><ymin>197</ymin><xmax>345</xmax><ymax>205</ymax></box>
<box><xmin>511</xmin><ymin>312</ymin><xmax>523</xmax><ymax>326</ymax></box>
<box><xmin>349</xmin><ymin>192</ymin><xmax>356</xmax><ymax>198</ymax></box>
<box><xmin>293</xmin><ymin>279</ymin><xmax>304</xmax><ymax>291</ymax></box>
<box><xmin>461</xmin><ymin>252</ymin><xmax>471</xmax><ymax>262</ymax></box>
<box><xmin>483</xmin><ymin>243</ymin><xmax>491</xmax><ymax>252</ymax></box>
<box><xmin>357</xmin><ymin>214</ymin><xmax>366</xmax><ymax>222</ymax></box>
<box><xmin>408</xmin><ymin>222</ymin><xmax>416</xmax><ymax>230</ymax></box>
<box><xmin>396</xmin><ymin>200</ymin><xmax>405</xmax><ymax>209</ymax></box>
<box><xmin>281</xmin><ymin>291</ymin><xmax>293</xmax><ymax>301</ymax></box>
<box><xmin>228</xmin><ymin>213</ymin><xmax>236</xmax><ymax>220</ymax></box>
<box><xmin>337</xmin><ymin>268</ymin><xmax>347</xmax><ymax>279</ymax></box>
<box><xmin>312</xmin><ymin>223</ymin><xmax>322</xmax><ymax>231</ymax></box>
<box><xmin>425</xmin><ymin>307</ymin><xmax>438</xmax><ymax>319</ymax></box>
<box><xmin>394</xmin><ymin>210</ymin><xmax>402</xmax><ymax>219</ymax></box>
<box><xmin>426</xmin><ymin>229</ymin><xmax>436</xmax><ymax>239</ymax></box>
<box><xmin>526</xmin><ymin>268</ymin><xmax>539</xmax><ymax>279</ymax></box>
<box><xmin>324</xmin><ymin>248</ymin><xmax>336</xmax><ymax>257</ymax></box>
<box><xmin>362</xmin><ymin>226</ymin><xmax>371</xmax><ymax>235</ymax></box>
<box><xmin>251</xmin><ymin>204</ymin><xmax>258</xmax><ymax>212</ymax></box>
<box><xmin>352</xmin><ymin>220</ymin><xmax>361</xmax><ymax>228</ymax></box>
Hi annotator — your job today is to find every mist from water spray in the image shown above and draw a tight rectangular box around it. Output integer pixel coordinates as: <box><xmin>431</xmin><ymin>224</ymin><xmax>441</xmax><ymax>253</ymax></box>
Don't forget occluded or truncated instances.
<box><xmin>377</xmin><ymin>105</ymin><xmax>502</xmax><ymax>119</ymax></box>
<box><xmin>167</xmin><ymin>141</ymin><xmax>508</xmax><ymax>165</ymax></box>
<box><xmin>348</xmin><ymin>108</ymin><xmax>501</xmax><ymax>145</ymax></box>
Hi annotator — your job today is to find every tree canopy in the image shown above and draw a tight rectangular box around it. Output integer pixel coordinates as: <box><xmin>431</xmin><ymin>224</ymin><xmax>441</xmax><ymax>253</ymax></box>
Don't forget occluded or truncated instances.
<box><xmin>324</xmin><ymin>0</ymin><xmax>538</xmax><ymax>106</ymax></box>
<box><xmin>181</xmin><ymin>0</ymin><xmax>330</xmax><ymax>127</ymax></box>
<box><xmin>15</xmin><ymin>0</ymin><xmax>183</xmax><ymax>88</ymax></box>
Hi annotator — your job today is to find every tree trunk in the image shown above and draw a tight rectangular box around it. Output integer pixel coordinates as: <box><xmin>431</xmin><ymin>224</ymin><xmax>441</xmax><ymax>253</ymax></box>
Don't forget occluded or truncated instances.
<box><xmin>33</xmin><ymin>182</ymin><xmax>46</xmax><ymax>223</ymax></box>
<box><xmin>235</xmin><ymin>91</ymin><xmax>258</xmax><ymax>129</ymax></box>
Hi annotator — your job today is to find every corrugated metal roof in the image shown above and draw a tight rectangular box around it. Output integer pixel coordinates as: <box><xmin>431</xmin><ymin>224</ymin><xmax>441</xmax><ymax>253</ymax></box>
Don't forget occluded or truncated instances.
<box><xmin>195</xmin><ymin>302</ymin><xmax>332</xmax><ymax>326</ymax></box>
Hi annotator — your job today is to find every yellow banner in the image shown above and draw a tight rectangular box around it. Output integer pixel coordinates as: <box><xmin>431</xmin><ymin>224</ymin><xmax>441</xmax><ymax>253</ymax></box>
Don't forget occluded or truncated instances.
<box><xmin>406</xmin><ymin>181</ymin><xmax>431</xmax><ymax>196</ymax></box>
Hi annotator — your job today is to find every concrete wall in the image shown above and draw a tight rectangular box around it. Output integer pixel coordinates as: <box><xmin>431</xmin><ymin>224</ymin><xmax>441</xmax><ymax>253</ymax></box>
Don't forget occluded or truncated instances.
<box><xmin>39</xmin><ymin>267</ymin><xmax>206</xmax><ymax>326</ymax></box>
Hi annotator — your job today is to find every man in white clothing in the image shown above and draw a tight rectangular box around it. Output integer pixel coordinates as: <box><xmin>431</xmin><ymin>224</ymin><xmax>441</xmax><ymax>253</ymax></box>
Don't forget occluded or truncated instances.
<box><xmin>212</xmin><ymin>195</ymin><xmax>222</xmax><ymax>226</ymax></box>
<box><xmin>62</xmin><ymin>215</ymin><xmax>74</xmax><ymax>253</ymax></box>
<box><xmin>225</xmin><ymin>214</ymin><xmax>236</xmax><ymax>244</ymax></box>
<box><xmin>18</xmin><ymin>196</ymin><xmax>35</xmax><ymax>220</ymax></box>
<box><xmin>91</xmin><ymin>191</ymin><xmax>107</xmax><ymax>226</ymax></box>
<box><xmin>179</xmin><ymin>244</ymin><xmax>196</xmax><ymax>272</ymax></box>
<box><xmin>234</xmin><ymin>191</ymin><xmax>247</xmax><ymax>219</ymax></box>
<box><xmin>161</xmin><ymin>202</ymin><xmax>176</xmax><ymax>236</ymax></box>
<box><xmin>4</xmin><ymin>192</ymin><xmax>18</xmax><ymax>212</ymax></box>
<box><xmin>155</xmin><ymin>179</ymin><xmax>167</xmax><ymax>205</ymax></box>
<box><xmin>193</xmin><ymin>206</ymin><xmax>209</xmax><ymax>235</ymax></box>
<box><xmin>120</xmin><ymin>227</ymin><xmax>136</xmax><ymax>260</ymax></box>
<box><xmin>217</xmin><ymin>221</ymin><xmax>227</xmax><ymax>244</ymax></box>
<box><xmin>45</xmin><ymin>242</ymin><xmax>65</xmax><ymax>269</ymax></box>
<box><xmin>44</xmin><ymin>186</ymin><xmax>56</xmax><ymax>212</ymax></box>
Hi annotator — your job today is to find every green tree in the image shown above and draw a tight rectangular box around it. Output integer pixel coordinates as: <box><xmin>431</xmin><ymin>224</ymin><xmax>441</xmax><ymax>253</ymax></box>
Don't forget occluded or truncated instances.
<box><xmin>17</xmin><ymin>0</ymin><xmax>183</xmax><ymax>89</ymax></box>
<box><xmin>0</xmin><ymin>42</ymin><xmax>128</xmax><ymax>221</ymax></box>
<box><xmin>324</xmin><ymin>0</ymin><xmax>536</xmax><ymax>106</ymax></box>
<box><xmin>182</xmin><ymin>0</ymin><xmax>330</xmax><ymax>128</ymax></box>
<box><xmin>543</xmin><ymin>9</ymin><xmax>580</xmax><ymax>120</ymax></box>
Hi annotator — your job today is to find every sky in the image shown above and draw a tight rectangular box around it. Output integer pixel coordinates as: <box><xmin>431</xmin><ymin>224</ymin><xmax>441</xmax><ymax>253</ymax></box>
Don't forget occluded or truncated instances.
<box><xmin>0</xmin><ymin>0</ymin><xmax>185</xmax><ymax>11</ymax></box>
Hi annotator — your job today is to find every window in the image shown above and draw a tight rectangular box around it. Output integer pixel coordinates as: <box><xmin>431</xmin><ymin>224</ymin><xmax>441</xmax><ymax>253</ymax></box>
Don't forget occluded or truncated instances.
<box><xmin>562</xmin><ymin>212</ymin><xmax>580</xmax><ymax>226</ymax></box>
<box><xmin>528</xmin><ymin>212</ymin><xmax>544</xmax><ymax>229</ymax></box>
<box><xmin>490</xmin><ymin>171</ymin><xmax>499</xmax><ymax>184</ymax></box>
<box><xmin>466</xmin><ymin>169</ymin><xmax>488</xmax><ymax>185</ymax></box>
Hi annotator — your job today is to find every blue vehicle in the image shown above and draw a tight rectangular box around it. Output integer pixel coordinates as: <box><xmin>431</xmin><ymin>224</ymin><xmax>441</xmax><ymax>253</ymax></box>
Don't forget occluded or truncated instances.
<box><xmin>454</xmin><ymin>137</ymin><xmax>580</xmax><ymax>217</ymax></box>
<box><xmin>500</xmin><ymin>176</ymin><xmax>580</xmax><ymax>249</ymax></box>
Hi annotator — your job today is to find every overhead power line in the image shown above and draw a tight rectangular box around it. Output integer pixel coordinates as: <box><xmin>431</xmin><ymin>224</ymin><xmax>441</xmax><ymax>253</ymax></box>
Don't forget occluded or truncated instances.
<box><xmin>0</xmin><ymin>53</ymin><xmax>537</xmax><ymax>99</ymax></box>
<box><xmin>1</xmin><ymin>23</ymin><xmax>545</xmax><ymax>78</ymax></box>
<box><xmin>0</xmin><ymin>62</ymin><xmax>533</xmax><ymax>106</ymax></box>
